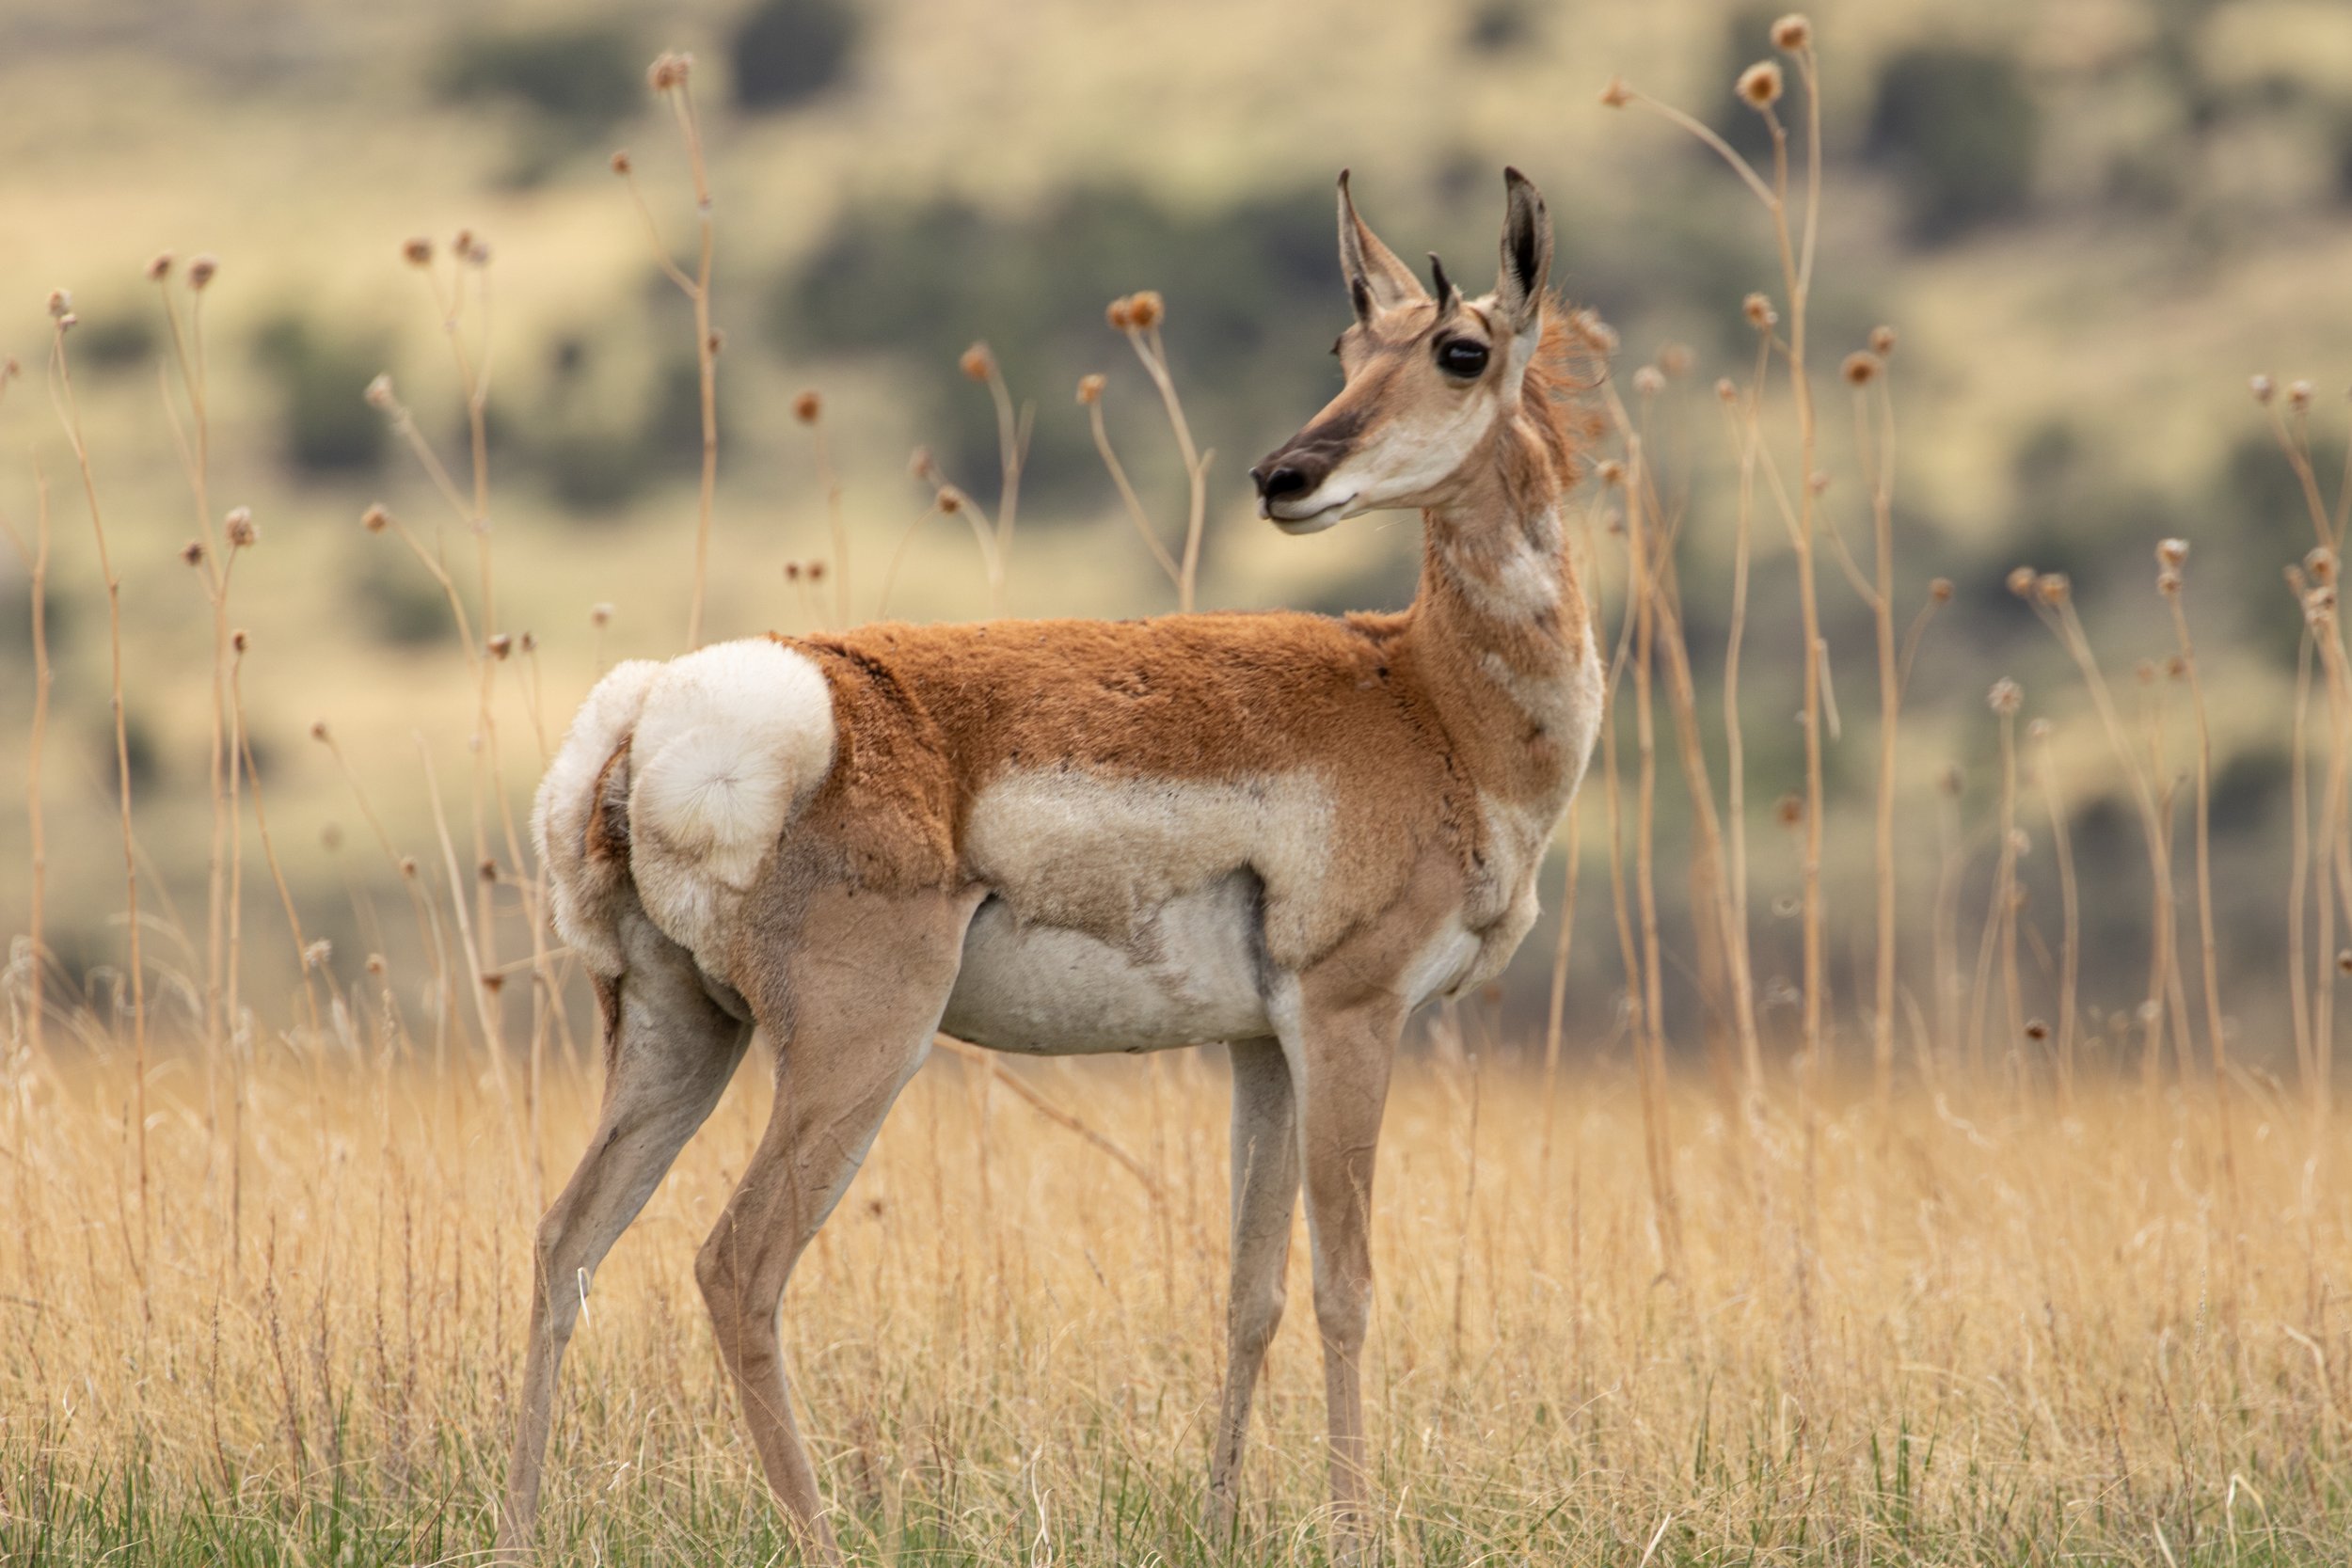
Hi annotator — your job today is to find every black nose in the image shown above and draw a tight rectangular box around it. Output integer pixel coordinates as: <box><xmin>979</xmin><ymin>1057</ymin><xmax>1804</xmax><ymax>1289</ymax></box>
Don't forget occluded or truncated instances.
<box><xmin>1251</xmin><ymin>463</ymin><xmax>1312</xmax><ymax>502</ymax></box>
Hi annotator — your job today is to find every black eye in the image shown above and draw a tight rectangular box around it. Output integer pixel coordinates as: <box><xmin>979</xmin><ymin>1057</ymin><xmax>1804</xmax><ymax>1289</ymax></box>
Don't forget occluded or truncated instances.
<box><xmin>1437</xmin><ymin>339</ymin><xmax>1489</xmax><ymax>378</ymax></box>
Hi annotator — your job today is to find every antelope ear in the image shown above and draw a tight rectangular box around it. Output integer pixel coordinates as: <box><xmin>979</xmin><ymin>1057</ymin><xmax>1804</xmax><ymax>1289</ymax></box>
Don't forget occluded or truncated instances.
<box><xmin>1494</xmin><ymin>166</ymin><xmax>1553</xmax><ymax>338</ymax></box>
<box><xmin>1337</xmin><ymin>169</ymin><xmax>1427</xmax><ymax>323</ymax></box>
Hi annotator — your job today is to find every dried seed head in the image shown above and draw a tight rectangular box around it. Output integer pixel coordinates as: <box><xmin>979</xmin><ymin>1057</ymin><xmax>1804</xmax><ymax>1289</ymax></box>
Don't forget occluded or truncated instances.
<box><xmin>1124</xmin><ymin>291</ymin><xmax>1165</xmax><ymax>330</ymax></box>
<box><xmin>465</xmin><ymin>235</ymin><xmax>492</xmax><ymax>266</ymax></box>
<box><xmin>225</xmin><ymin>507</ymin><xmax>258</xmax><ymax>548</ymax></box>
<box><xmin>1940</xmin><ymin>763</ymin><xmax>1964</xmax><ymax>798</ymax></box>
<box><xmin>231</xmin><ymin>627</ymin><xmax>250</xmax><ymax>653</ymax></box>
<box><xmin>960</xmin><ymin>341</ymin><xmax>995</xmax><ymax>382</ymax></box>
<box><xmin>187</xmin><ymin>254</ymin><xmax>217</xmax><ymax>290</ymax></box>
<box><xmin>792</xmin><ymin>388</ymin><xmax>822</xmax><ymax>424</ymax></box>
<box><xmin>784</xmin><ymin>561</ymin><xmax>802</xmax><ymax>581</ymax></box>
<box><xmin>1658</xmin><ymin>343</ymin><xmax>1692</xmax><ymax>377</ymax></box>
<box><xmin>403</xmin><ymin>236</ymin><xmax>433</xmax><ymax>267</ymax></box>
<box><xmin>1869</xmin><ymin>324</ymin><xmax>1898</xmax><ymax>356</ymax></box>
<box><xmin>2036</xmin><ymin>572</ymin><xmax>2070</xmax><ymax>605</ymax></box>
<box><xmin>2290</xmin><ymin>379</ymin><xmax>2314</xmax><ymax>410</ymax></box>
<box><xmin>2307</xmin><ymin>546</ymin><xmax>2336</xmax><ymax>584</ymax></box>
<box><xmin>304</xmin><ymin>940</ymin><xmax>332</xmax><ymax>970</ymax></box>
<box><xmin>1599</xmin><ymin>74</ymin><xmax>1632</xmax><ymax>107</ymax></box>
<box><xmin>366</xmin><ymin>953</ymin><xmax>388</xmax><ymax>976</ymax></box>
<box><xmin>1774</xmin><ymin>792</ymin><xmax>1804</xmax><ymax>828</ymax></box>
<box><xmin>2026</xmin><ymin>717</ymin><xmax>2052</xmax><ymax>739</ymax></box>
<box><xmin>146</xmin><ymin>251</ymin><xmax>173</xmax><ymax>283</ymax></box>
<box><xmin>2251</xmin><ymin>373</ymin><xmax>2276</xmax><ymax>405</ymax></box>
<box><xmin>1841</xmin><ymin>351</ymin><xmax>1880</xmax><ymax>386</ymax></box>
<box><xmin>1988</xmin><ymin>677</ymin><xmax>2023</xmax><ymax>716</ymax></box>
<box><xmin>937</xmin><ymin>486</ymin><xmax>965</xmax><ymax>515</ymax></box>
<box><xmin>180</xmin><ymin>538</ymin><xmax>206</xmax><ymax>567</ymax></box>
<box><xmin>2339</xmin><ymin>950</ymin><xmax>2352</xmax><ymax>975</ymax></box>
<box><xmin>45</xmin><ymin>288</ymin><xmax>71</xmax><ymax>319</ymax></box>
<box><xmin>364</xmin><ymin>373</ymin><xmax>395</xmax><ymax>411</ymax></box>
<box><xmin>808</xmin><ymin>560</ymin><xmax>827</xmax><ymax>582</ymax></box>
<box><xmin>1771</xmin><ymin>13</ymin><xmax>1813</xmax><ymax>49</ymax></box>
<box><xmin>478</xmin><ymin>857</ymin><xmax>499</xmax><ymax>884</ymax></box>
<box><xmin>1714</xmin><ymin>375</ymin><xmax>1738</xmax><ymax>403</ymax></box>
<box><xmin>1105</xmin><ymin>296</ymin><xmax>1133</xmax><ymax>331</ymax></box>
<box><xmin>1930</xmin><ymin>577</ymin><xmax>1954</xmax><ymax>603</ymax></box>
<box><xmin>398</xmin><ymin>855</ymin><xmax>419</xmax><ymax>879</ymax></box>
<box><xmin>486</xmin><ymin>632</ymin><xmax>513</xmax><ymax>659</ymax></box>
<box><xmin>610</xmin><ymin>150</ymin><xmax>633</xmax><ymax>175</ymax></box>
<box><xmin>1807</xmin><ymin>470</ymin><xmax>1832</xmax><ymax>495</ymax></box>
<box><xmin>2156</xmin><ymin>537</ymin><xmax>2188</xmax><ymax>568</ymax></box>
<box><xmin>1076</xmin><ymin>372</ymin><xmax>1105</xmax><ymax>404</ymax></box>
<box><xmin>2157</xmin><ymin>568</ymin><xmax>2182</xmax><ymax>596</ymax></box>
<box><xmin>2008</xmin><ymin>828</ymin><xmax>2031</xmax><ymax>856</ymax></box>
<box><xmin>648</xmin><ymin>52</ymin><xmax>691</xmax><ymax>92</ymax></box>
<box><xmin>1631</xmin><ymin>364</ymin><xmax>1665</xmax><ymax>397</ymax></box>
<box><xmin>453</xmin><ymin>228</ymin><xmax>472</xmax><ymax>258</ymax></box>
<box><xmin>310</xmin><ymin>720</ymin><xmax>330</xmax><ymax>742</ymax></box>
<box><xmin>910</xmin><ymin>447</ymin><xmax>938</xmax><ymax>483</ymax></box>
<box><xmin>361</xmin><ymin>502</ymin><xmax>390</xmax><ymax>533</ymax></box>
<box><xmin>590</xmin><ymin>602</ymin><xmax>614</xmax><ymax>627</ymax></box>
<box><xmin>1743</xmin><ymin>292</ymin><xmax>1778</xmax><ymax>330</ymax></box>
<box><xmin>1596</xmin><ymin>458</ymin><xmax>1626</xmax><ymax>486</ymax></box>
<box><xmin>1738</xmin><ymin>60</ymin><xmax>1784</xmax><ymax>108</ymax></box>
<box><xmin>2024</xmin><ymin>1018</ymin><xmax>2050</xmax><ymax>1042</ymax></box>
<box><xmin>2135</xmin><ymin>658</ymin><xmax>2157</xmax><ymax>685</ymax></box>
<box><xmin>519</xmin><ymin>629</ymin><xmax>537</xmax><ymax>653</ymax></box>
<box><xmin>2007</xmin><ymin>565</ymin><xmax>2038</xmax><ymax>598</ymax></box>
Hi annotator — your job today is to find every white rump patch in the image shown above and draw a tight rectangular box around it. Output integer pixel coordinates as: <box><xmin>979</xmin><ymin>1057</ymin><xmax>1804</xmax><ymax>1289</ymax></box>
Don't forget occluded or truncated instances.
<box><xmin>626</xmin><ymin>639</ymin><xmax>836</xmax><ymax>974</ymax></box>
<box><xmin>535</xmin><ymin>659</ymin><xmax>662</xmax><ymax>976</ymax></box>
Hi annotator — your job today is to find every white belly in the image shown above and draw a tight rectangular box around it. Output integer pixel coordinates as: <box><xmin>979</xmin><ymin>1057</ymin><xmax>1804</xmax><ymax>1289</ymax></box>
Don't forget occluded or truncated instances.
<box><xmin>941</xmin><ymin>872</ymin><xmax>1272</xmax><ymax>1053</ymax></box>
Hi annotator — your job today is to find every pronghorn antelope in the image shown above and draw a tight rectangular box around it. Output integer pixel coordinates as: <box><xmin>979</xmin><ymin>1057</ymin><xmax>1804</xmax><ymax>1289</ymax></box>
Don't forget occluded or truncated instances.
<box><xmin>498</xmin><ymin>166</ymin><xmax>1600</xmax><ymax>1561</ymax></box>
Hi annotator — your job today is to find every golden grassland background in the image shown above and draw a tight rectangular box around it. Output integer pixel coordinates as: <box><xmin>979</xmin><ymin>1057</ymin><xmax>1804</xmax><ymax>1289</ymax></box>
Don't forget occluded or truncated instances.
<box><xmin>9</xmin><ymin>0</ymin><xmax>2352</xmax><ymax>1031</ymax></box>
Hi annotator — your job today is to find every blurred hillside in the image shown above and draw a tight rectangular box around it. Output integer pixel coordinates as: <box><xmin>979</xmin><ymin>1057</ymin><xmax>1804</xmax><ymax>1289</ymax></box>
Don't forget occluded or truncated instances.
<box><xmin>4</xmin><ymin>0</ymin><xmax>2351</xmax><ymax>1052</ymax></box>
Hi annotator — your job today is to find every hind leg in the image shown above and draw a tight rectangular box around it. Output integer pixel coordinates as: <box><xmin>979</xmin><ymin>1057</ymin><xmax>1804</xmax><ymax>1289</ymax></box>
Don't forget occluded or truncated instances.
<box><xmin>696</xmin><ymin>882</ymin><xmax>977</xmax><ymax>1562</ymax></box>
<box><xmin>1204</xmin><ymin>1036</ymin><xmax>1301</xmax><ymax>1539</ymax></box>
<box><xmin>497</xmin><ymin>899</ymin><xmax>753</xmax><ymax>1560</ymax></box>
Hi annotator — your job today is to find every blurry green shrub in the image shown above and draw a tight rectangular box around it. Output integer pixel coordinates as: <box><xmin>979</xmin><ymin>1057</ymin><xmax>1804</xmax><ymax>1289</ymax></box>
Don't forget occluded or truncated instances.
<box><xmin>349</xmin><ymin>565</ymin><xmax>455</xmax><ymax>647</ymax></box>
<box><xmin>252</xmin><ymin>316</ymin><xmax>389</xmax><ymax>476</ymax></box>
<box><xmin>72</xmin><ymin>310</ymin><xmax>155</xmax><ymax>375</ymax></box>
<box><xmin>771</xmin><ymin>183</ymin><xmax>1342</xmax><ymax>505</ymax></box>
<box><xmin>436</xmin><ymin>24</ymin><xmax>640</xmax><ymax>135</ymax></box>
<box><xmin>731</xmin><ymin>0</ymin><xmax>859</xmax><ymax>110</ymax></box>
<box><xmin>1867</xmin><ymin>45</ymin><xmax>2041</xmax><ymax>243</ymax></box>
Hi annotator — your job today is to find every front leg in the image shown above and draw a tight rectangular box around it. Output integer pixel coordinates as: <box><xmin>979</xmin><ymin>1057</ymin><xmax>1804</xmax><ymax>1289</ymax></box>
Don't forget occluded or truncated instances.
<box><xmin>1281</xmin><ymin>990</ymin><xmax>1402</xmax><ymax>1562</ymax></box>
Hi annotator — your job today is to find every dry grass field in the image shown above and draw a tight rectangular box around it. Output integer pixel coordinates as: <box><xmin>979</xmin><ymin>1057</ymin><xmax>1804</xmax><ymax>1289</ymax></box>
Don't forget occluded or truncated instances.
<box><xmin>11</xmin><ymin>5</ymin><xmax>2352</xmax><ymax>1563</ymax></box>
<box><xmin>8</xmin><ymin>1055</ymin><xmax>2348</xmax><ymax>1565</ymax></box>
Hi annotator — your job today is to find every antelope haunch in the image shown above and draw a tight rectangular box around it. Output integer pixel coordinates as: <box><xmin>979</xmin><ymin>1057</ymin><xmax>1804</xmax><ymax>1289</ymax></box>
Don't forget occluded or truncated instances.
<box><xmin>499</xmin><ymin>167</ymin><xmax>1599</xmax><ymax>1561</ymax></box>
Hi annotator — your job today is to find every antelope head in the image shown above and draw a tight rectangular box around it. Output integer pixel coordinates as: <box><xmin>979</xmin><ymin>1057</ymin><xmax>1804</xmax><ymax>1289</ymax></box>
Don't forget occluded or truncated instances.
<box><xmin>1250</xmin><ymin>167</ymin><xmax>1555</xmax><ymax>533</ymax></box>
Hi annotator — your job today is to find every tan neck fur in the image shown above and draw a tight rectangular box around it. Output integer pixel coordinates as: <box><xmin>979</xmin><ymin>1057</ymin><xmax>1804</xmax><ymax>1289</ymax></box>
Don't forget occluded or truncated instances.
<box><xmin>1398</xmin><ymin>409</ymin><xmax>1591</xmax><ymax>813</ymax></box>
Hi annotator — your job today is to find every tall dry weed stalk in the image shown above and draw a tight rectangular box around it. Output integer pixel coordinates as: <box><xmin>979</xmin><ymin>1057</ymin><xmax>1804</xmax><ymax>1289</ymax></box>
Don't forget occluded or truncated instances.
<box><xmin>1607</xmin><ymin>20</ymin><xmax>1835</xmax><ymax>1096</ymax></box>
<box><xmin>48</xmin><ymin>300</ymin><xmax>150</xmax><ymax>1282</ymax></box>
<box><xmin>151</xmin><ymin>253</ymin><xmax>233</xmax><ymax>1060</ymax></box>
<box><xmin>617</xmin><ymin>53</ymin><xmax>720</xmax><ymax>648</ymax></box>
<box><xmin>0</xmin><ymin>377</ymin><xmax>48</xmax><ymax>1060</ymax></box>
